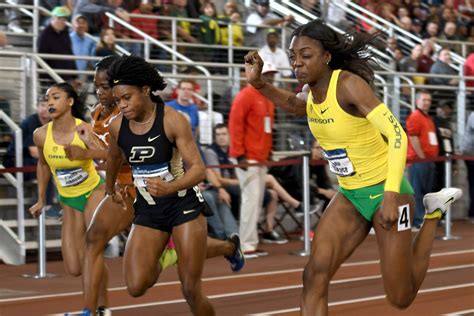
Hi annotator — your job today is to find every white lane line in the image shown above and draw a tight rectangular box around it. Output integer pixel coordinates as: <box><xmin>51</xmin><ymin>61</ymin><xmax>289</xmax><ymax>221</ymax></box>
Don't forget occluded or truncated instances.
<box><xmin>251</xmin><ymin>283</ymin><xmax>474</xmax><ymax>315</ymax></box>
<box><xmin>1</xmin><ymin>249</ymin><xmax>472</xmax><ymax>303</ymax></box>
<box><xmin>443</xmin><ymin>309</ymin><xmax>474</xmax><ymax>315</ymax></box>
<box><xmin>72</xmin><ymin>264</ymin><xmax>472</xmax><ymax>313</ymax></box>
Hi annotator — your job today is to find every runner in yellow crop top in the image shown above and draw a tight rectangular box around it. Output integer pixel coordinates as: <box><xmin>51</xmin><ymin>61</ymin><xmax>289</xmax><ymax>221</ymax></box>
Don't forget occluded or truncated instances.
<box><xmin>242</xmin><ymin>19</ymin><xmax>461</xmax><ymax>316</ymax></box>
<box><xmin>29</xmin><ymin>82</ymin><xmax>106</xmax><ymax>293</ymax></box>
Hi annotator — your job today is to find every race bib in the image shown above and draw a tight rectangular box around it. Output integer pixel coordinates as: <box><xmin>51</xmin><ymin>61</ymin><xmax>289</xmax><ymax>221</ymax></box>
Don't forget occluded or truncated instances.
<box><xmin>132</xmin><ymin>163</ymin><xmax>174</xmax><ymax>188</ymax></box>
<box><xmin>56</xmin><ymin>168</ymin><xmax>88</xmax><ymax>187</ymax></box>
<box><xmin>322</xmin><ymin>148</ymin><xmax>355</xmax><ymax>177</ymax></box>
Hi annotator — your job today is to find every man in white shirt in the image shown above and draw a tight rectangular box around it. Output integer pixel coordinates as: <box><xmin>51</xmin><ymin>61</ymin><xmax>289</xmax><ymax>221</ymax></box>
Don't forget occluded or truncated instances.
<box><xmin>258</xmin><ymin>31</ymin><xmax>293</xmax><ymax>86</ymax></box>
<box><xmin>245</xmin><ymin>0</ymin><xmax>293</xmax><ymax>47</ymax></box>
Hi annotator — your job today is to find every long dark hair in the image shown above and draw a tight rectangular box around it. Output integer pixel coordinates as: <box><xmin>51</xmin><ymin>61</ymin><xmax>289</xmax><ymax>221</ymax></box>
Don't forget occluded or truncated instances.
<box><xmin>107</xmin><ymin>55</ymin><xmax>167</xmax><ymax>105</ymax></box>
<box><xmin>49</xmin><ymin>82</ymin><xmax>86</xmax><ymax>121</ymax></box>
<box><xmin>291</xmin><ymin>19</ymin><xmax>379</xmax><ymax>85</ymax></box>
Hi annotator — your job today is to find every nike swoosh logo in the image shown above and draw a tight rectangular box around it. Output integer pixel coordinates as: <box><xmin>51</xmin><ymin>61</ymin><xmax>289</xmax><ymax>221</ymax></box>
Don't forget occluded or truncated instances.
<box><xmin>369</xmin><ymin>193</ymin><xmax>383</xmax><ymax>200</ymax></box>
<box><xmin>113</xmin><ymin>79</ymin><xmax>119</xmax><ymax>83</ymax></box>
<box><xmin>444</xmin><ymin>197</ymin><xmax>454</xmax><ymax>204</ymax></box>
<box><xmin>183</xmin><ymin>209</ymin><xmax>197</xmax><ymax>214</ymax></box>
<box><xmin>321</xmin><ymin>108</ymin><xmax>329</xmax><ymax>114</ymax></box>
<box><xmin>148</xmin><ymin>135</ymin><xmax>161</xmax><ymax>142</ymax></box>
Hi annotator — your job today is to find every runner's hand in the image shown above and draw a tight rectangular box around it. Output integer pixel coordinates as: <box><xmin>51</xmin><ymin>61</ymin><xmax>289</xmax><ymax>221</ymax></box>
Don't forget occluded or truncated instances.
<box><xmin>108</xmin><ymin>190</ymin><xmax>127</xmax><ymax>210</ymax></box>
<box><xmin>29</xmin><ymin>202</ymin><xmax>44</xmax><ymax>218</ymax></box>
<box><xmin>244</xmin><ymin>51</ymin><xmax>265</xmax><ymax>89</ymax></box>
<box><xmin>75</xmin><ymin>123</ymin><xmax>93</xmax><ymax>143</ymax></box>
<box><xmin>146</xmin><ymin>177</ymin><xmax>175</xmax><ymax>197</ymax></box>
<box><xmin>64</xmin><ymin>145</ymin><xmax>89</xmax><ymax>160</ymax></box>
<box><xmin>378</xmin><ymin>192</ymin><xmax>399</xmax><ymax>230</ymax></box>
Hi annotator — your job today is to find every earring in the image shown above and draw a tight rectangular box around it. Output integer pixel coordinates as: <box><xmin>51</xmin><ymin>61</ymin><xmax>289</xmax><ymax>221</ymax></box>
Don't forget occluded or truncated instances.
<box><xmin>326</xmin><ymin>59</ymin><xmax>330</xmax><ymax>65</ymax></box>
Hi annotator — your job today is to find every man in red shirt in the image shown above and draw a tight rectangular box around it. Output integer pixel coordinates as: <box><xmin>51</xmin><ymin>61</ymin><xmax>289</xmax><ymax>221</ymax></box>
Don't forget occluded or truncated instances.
<box><xmin>406</xmin><ymin>90</ymin><xmax>439</xmax><ymax>230</ymax></box>
<box><xmin>229</xmin><ymin>63</ymin><xmax>277</xmax><ymax>257</ymax></box>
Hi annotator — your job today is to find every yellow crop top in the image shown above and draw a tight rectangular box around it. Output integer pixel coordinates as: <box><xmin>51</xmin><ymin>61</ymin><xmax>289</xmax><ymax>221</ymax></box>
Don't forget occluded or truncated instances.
<box><xmin>43</xmin><ymin>119</ymin><xmax>101</xmax><ymax>197</ymax></box>
<box><xmin>306</xmin><ymin>69</ymin><xmax>389</xmax><ymax>190</ymax></box>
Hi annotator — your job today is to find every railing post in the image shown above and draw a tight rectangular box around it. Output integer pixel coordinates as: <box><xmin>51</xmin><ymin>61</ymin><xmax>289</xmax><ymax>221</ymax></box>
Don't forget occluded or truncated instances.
<box><xmin>438</xmin><ymin>154</ymin><xmax>461</xmax><ymax>241</ymax></box>
<box><xmin>290</xmin><ymin>155</ymin><xmax>311</xmax><ymax>256</ymax></box>
<box><xmin>171</xmin><ymin>19</ymin><xmax>177</xmax><ymax>76</ymax></box>
<box><xmin>23</xmin><ymin>209</ymin><xmax>58</xmax><ymax>279</ymax></box>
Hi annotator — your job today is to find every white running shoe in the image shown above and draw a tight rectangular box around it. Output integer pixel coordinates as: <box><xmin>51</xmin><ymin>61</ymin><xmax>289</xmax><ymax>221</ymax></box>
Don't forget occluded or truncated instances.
<box><xmin>423</xmin><ymin>188</ymin><xmax>462</xmax><ymax>220</ymax></box>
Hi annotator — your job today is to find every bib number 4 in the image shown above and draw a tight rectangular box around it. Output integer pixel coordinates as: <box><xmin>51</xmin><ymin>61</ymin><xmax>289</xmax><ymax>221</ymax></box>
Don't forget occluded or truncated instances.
<box><xmin>397</xmin><ymin>204</ymin><xmax>411</xmax><ymax>231</ymax></box>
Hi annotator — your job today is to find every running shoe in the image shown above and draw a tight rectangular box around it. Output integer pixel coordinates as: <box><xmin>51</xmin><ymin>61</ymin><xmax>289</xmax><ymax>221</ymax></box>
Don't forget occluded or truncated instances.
<box><xmin>225</xmin><ymin>233</ymin><xmax>245</xmax><ymax>272</ymax></box>
<box><xmin>159</xmin><ymin>238</ymin><xmax>178</xmax><ymax>271</ymax></box>
<box><xmin>423</xmin><ymin>187</ymin><xmax>462</xmax><ymax>220</ymax></box>
<box><xmin>76</xmin><ymin>308</ymin><xmax>91</xmax><ymax>316</ymax></box>
<box><xmin>96</xmin><ymin>306</ymin><xmax>111</xmax><ymax>316</ymax></box>
<box><xmin>261</xmin><ymin>230</ymin><xmax>288</xmax><ymax>244</ymax></box>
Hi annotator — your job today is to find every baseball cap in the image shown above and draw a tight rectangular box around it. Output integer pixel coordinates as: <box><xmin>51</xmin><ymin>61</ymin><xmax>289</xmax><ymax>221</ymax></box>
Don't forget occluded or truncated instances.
<box><xmin>262</xmin><ymin>62</ymin><xmax>278</xmax><ymax>74</ymax></box>
<box><xmin>51</xmin><ymin>6</ymin><xmax>71</xmax><ymax>18</ymax></box>
<box><xmin>73</xmin><ymin>14</ymin><xmax>87</xmax><ymax>22</ymax></box>
<box><xmin>255</xmin><ymin>0</ymin><xmax>270</xmax><ymax>6</ymax></box>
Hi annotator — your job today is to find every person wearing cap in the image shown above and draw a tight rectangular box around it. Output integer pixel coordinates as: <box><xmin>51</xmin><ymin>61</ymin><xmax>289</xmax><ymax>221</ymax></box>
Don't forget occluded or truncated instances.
<box><xmin>73</xmin><ymin>0</ymin><xmax>130</xmax><ymax>35</ymax></box>
<box><xmin>228</xmin><ymin>62</ymin><xmax>278</xmax><ymax>257</ymax></box>
<box><xmin>433</xmin><ymin>100</ymin><xmax>457</xmax><ymax>192</ymax></box>
<box><xmin>69</xmin><ymin>14</ymin><xmax>96</xmax><ymax>73</ymax></box>
<box><xmin>245</xmin><ymin>0</ymin><xmax>294</xmax><ymax>47</ymax></box>
<box><xmin>38</xmin><ymin>6</ymin><xmax>78</xmax><ymax>81</ymax></box>
<box><xmin>258</xmin><ymin>31</ymin><xmax>293</xmax><ymax>87</ymax></box>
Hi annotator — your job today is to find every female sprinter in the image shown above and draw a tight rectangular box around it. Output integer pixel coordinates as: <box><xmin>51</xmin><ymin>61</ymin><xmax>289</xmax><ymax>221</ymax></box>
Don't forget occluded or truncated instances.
<box><xmin>243</xmin><ymin>19</ymin><xmax>461</xmax><ymax>315</ymax></box>
<box><xmin>105</xmin><ymin>55</ymin><xmax>214</xmax><ymax>315</ymax></box>
<box><xmin>63</xmin><ymin>56</ymin><xmax>243</xmax><ymax>315</ymax></box>
<box><xmin>29</xmin><ymin>82</ymin><xmax>106</xmax><ymax>304</ymax></box>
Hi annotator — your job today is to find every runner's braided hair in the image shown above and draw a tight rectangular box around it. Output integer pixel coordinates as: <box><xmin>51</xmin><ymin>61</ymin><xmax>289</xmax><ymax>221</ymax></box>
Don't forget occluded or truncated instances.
<box><xmin>291</xmin><ymin>19</ymin><xmax>379</xmax><ymax>85</ymax></box>
<box><xmin>49</xmin><ymin>82</ymin><xmax>86</xmax><ymax>121</ymax></box>
<box><xmin>95</xmin><ymin>55</ymin><xmax>120</xmax><ymax>72</ymax></box>
<box><xmin>107</xmin><ymin>55</ymin><xmax>167</xmax><ymax>105</ymax></box>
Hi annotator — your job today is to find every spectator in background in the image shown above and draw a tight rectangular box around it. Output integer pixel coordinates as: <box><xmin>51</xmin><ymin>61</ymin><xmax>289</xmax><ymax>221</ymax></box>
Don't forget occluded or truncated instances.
<box><xmin>218</xmin><ymin>1</ymin><xmax>245</xmax><ymax>63</ymax></box>
<box><xmin>95</xmin><ymin>27</ymin><xmax>117</xmax><ymax>56</ymax></box>
<box><xmin>412</xmin><ymin>18</ymin><xmax>424</xmax><ymax>38</ymax></box>
<box><xmin>258</xmin><ymin>31</ymin><xmax>293</xmax><ymax>87</ymax></box>
<box><xmin>439</xmin><ymin>21</ymin><xmax>462</xmax><ymax>53</ymax></box>
<box><xmin>73</xmin><ymin>0</ymin><xmax>130</xmax><ymax>35</ymax></box>
<box><xmin>199</xmin><ymin>2</ymin><xmax>221</xmax><ymax>68</ymax></box>
<box><xmin>385</xmin><ymin>37</ymin><xmax>400</xmax><ymax>60</ymax></box>
<box><xmin>406</xmin><ymin>90</ymin><xmax>439</xmax><ymax>231</ymax></box>
<box><xmin>199</xmin><ymin>2</ymin><xmax>220</xmax><ymax>46</ymax></box>
<box><xmin>205</xmin><ymin>124</ymin><xmax>288</xmax><ymax>248</ymax></box>
<box><xmin>229</xmin><ymin>62</ymin><xmax>277</xmax><ymax>256</ymax></box>
<box><xmin>129</xmin><ymin>0</ymin><xmax>159</xmax><ymax>56</ymax></box>
<box><xmin>464</xmin><ymin>49</ymin><xmax>474</xmax><ymax>101</ymax></box>
<box><xmin>430</xmin><ymin>48</ymin><xmax>459</xmax><ymax>101</ymax></box>
<box><xmin>3</xmin><ymin>98</ymin><xmax>50</xmax><ymax>178</ymax></box>
<box><xmin>69</xmin><ymin>14</ymin><xmax>96</xmax><ymax>74</ymax></box>
<box><xmin>245</xmin><ymin>0</ymin><xmax>293</xmax><ymax>48</ymax></box>
<box><xmin>417</xmin><ymin>38</ymin><xmax>435</xmax><ymax>74</ymax></box>
<box><xmin>326</xmin><ymin>0</ymin><xmax>353</xmax><ymax>31</ymax></box>
<box><xmin>2</xmin><ymin>98</ymin><xmax>59</xmax><ymax>217</ymax></box>
<box><xmin>168</xmin><ymin>0</ymin><xmax>199</xmax><ymax>44</ymax></box>
<box><xmin>166</xmin><ymin>79</ymin><xmax>200</xmax><ymax>140</ymax></box>
<box><xmin>37</xmin><ymin>6</ymin><xmax>78</xmax><ymax>82</ymax></box>
<box><xmin>399</xmin><ymin>44</ymin><xmax>423</xmax><ymax>84</ymax></box>
<box><xmin>461</xmin><ymin>111</ymin><xmax>474</xmax><ymax>220</ymax></box>
<box><xmin>423</xmin><ymin>21</ymin><xmax>440</xmax><ymax>39</ymax></box>
<box><xmin>432</xmin><ymin>100</ymin><xmax>456</xmax><ymax>192</ymax></box>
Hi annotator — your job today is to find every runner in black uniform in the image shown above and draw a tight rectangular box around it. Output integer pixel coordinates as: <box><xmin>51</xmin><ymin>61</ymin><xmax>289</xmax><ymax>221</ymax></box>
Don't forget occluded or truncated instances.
<box><xmin>105</xmin><ymin>55</ymin><xmax>215</xmax><ymax>315</ymax></box>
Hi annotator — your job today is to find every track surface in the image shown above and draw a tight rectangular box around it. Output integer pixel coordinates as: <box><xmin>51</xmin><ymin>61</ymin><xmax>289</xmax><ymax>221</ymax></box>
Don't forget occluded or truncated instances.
<box><xmin>0</xmin><ymin>221</ymin><xmax>473</xmax><ymax>316</ymax></box>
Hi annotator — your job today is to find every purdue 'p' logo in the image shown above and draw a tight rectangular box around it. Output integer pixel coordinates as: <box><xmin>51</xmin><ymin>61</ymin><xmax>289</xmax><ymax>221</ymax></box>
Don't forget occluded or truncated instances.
<box><xmin>129</xmin><ymin>146</ymin><xmax>155</xmax><ymax>163</ymax></box>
